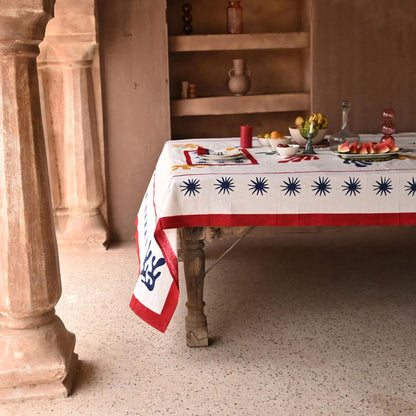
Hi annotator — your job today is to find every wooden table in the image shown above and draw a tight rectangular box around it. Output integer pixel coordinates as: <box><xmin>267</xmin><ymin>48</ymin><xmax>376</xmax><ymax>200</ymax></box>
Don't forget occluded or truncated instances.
<box><xmin>130</xmin><ymin>135</ymin><xmax>416</xmax><ymax>346</ymax></box>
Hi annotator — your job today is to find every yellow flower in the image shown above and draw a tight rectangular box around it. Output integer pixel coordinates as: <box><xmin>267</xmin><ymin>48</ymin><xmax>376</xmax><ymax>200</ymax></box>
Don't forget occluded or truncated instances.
<box><xmin>170</xmin><ymin>164</ymin><xmax>205</xmax><ymax>174</ymax></box>
<box><xmin>171</xmin><ymin>143</ymin><xmax>198</xmax><ymax>149</ymax></box>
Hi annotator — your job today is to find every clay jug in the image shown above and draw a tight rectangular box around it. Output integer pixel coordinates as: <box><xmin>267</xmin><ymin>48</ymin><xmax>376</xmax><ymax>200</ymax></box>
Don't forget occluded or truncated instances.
<box><xmin>228</xmin><ymin>58</ymin><xmax>250</xmax><ymax>96</ymax></box>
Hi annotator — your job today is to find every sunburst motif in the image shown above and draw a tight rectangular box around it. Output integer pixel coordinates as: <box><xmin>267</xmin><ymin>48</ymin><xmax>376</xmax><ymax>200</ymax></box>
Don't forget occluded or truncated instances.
<box><xmin>373</xmin><ymin>177</ymin><xmax>392</xmax><ymax>196</ymax></box>
<box><xmin>311</xmin><ymin>177</ymin><xmax>331</xmax><ymax>196</ymax></box>
<box><xmin>404</xmin><ymin>177</ymin><xmax>416</xmax><ymax>196</ymax></box>
<box><xmin>248</xmin><ymin>177</ymin><xmax>269</xmax><ymax>196</ymax></box>
<box><xmin>342</xmin><ymin>177</ymin><xmax>362</xmax><ymax>197</ymax></box>
<box><xmin>180</xmin><ymin>178</ymin><xmax>201</xmax><ymax>197</ymax></box>
<box><xmin>215</xmin><ymin>177</ymin><xmax>235</xmax><ymax>194</ymax></box>
<box><xmin>281</xmin><ymin>177</ymin><xmax>301</xmax><ymax>196</ymax></box>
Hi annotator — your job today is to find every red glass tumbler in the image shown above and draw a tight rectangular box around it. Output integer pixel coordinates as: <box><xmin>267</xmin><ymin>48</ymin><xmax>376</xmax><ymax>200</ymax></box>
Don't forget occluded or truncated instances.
<box><xmin>240</xmin><ymin>124</ymin><xmax>252</xmax><ymax>148</ymax></box>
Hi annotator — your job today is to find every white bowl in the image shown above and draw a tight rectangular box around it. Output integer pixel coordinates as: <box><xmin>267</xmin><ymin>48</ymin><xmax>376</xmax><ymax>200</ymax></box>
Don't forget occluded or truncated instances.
<box><xmin>289</xmin><ymin>127</ymin><xmax>327</xmax><ymax>145</ymax></box>
<box><xmin>276</xmin><ymin>144</ymin><xmax>300</xmax><ymax>157</ymax></box>
<box><xmin>257</xmin><ymin>137</ymin><xmax>270</xmax><ymax>147</ymax></box>
<box><xmin>269</xmin><ymin>136</ymin><xmax>291</xmax><ymax>150</ymax></box>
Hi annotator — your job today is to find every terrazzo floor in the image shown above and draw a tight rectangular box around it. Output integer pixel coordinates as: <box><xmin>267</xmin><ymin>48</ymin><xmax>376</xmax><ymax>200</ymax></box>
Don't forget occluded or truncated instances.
<box><xmin>2</xmin><ymin>226</ymin><xmax>416</xmax><ymax>416</ymax></box>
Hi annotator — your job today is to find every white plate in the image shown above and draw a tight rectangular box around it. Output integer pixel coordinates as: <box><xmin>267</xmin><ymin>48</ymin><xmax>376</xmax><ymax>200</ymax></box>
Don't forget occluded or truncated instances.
<box><xmin>334</xmin><ymin>151</ymin><xmax>398</xmax><ymax>161</ymax></box>
<box><xmin>198</xmin><ymin>152</ymin><xmax>246</xmax><ymax>161</ymax></box>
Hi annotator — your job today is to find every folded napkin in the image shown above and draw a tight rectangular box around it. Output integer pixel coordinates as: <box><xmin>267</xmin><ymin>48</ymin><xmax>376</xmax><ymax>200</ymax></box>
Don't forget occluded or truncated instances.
<box><xmin>196</xmin><ymin>146</ymin><xmax>242</xmax><ymax>157</ymax></box>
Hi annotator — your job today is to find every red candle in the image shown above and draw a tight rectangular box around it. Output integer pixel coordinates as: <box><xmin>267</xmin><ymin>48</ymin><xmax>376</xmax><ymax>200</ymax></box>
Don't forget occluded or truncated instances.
<box><xmin>240</xmin><ymin>124</ymin><xmax>252</xmax><ymax>148</ymax></box>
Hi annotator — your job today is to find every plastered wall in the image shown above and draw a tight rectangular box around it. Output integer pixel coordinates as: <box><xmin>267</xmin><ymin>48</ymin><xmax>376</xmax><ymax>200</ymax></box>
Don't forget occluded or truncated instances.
<box><xmin>97</xmin><ymin>0</ymin><xmax>171</xmax><ymax>241</ymax></box>
<box><xmin>311</xmin><ymin>0</ymin><xmax>416</xmax><ymax>135</ymax></box>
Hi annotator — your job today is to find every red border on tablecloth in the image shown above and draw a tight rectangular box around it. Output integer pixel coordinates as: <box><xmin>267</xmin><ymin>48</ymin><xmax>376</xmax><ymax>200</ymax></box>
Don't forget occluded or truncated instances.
<box><xmin>130</xmin><ymin>214</ymin><xmax>180</xmax><ymax>332</ymax></box>
<box><xmin>131</xmin><ymin>211</ymin><xmax>416</xmax><ymax>332</ymax></box>
<box><xmin>130</xmin><ymin>171</ymin><xmax>182</xmax><ymax>332</ymax></box>
<box><xmin>158</xmin><ymin>212</ymin><xmax>416</xmax><ymax>229</ymax></box>
<box><xmin>130</xmin><ymin>285</ymin><xmax>178</xmax><ymax>333</ymax></box>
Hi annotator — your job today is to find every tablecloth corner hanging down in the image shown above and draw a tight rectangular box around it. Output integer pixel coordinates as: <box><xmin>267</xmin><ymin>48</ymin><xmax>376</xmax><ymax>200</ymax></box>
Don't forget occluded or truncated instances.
<box><xmin>130</xmin><ymin>170</ymin><xmax>180</xmax><ymax>332</ymax></box>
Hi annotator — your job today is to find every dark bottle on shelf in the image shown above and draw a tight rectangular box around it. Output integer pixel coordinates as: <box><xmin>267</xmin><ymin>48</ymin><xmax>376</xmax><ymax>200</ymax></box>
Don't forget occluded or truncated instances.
<box><xmin>227</xmin><ymin>1</ymin><xmax>243</xmax><ymax>34</ymax></box>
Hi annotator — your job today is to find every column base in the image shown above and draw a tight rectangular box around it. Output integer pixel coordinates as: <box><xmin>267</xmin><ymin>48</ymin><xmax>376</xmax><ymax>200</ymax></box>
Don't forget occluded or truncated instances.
<box><xmin>0</xmin><ymin>316</ymin><xmax>79</xmax><ymax>402</ymax></box>
<box><xmin>55</xmin><ymin>209</ymin><xmax>108</xmax><ymax>247</ymax></box>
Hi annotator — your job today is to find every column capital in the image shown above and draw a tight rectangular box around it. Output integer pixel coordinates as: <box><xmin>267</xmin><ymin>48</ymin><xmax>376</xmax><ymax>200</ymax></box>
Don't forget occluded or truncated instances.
<box><xmin>0</xmin><ymin>0</ymin><xmax>55</xmax><ymax>46</ymax></box>
<box><xmin>38</xmin><ymin>0</ymin><xmax>96</xmax><ymax>63</ymax></box>
<box><xmin>38</xmin><ymin>41</ymin><xmax>97</xmax><ymax>65</ymax></box>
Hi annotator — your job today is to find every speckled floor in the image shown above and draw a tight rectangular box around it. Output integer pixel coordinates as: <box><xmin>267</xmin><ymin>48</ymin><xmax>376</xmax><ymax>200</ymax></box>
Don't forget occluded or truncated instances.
<box><xmin>2</xmin><ymin>226</ymin><xmax>416</xmax><ymax>416</ymax></box>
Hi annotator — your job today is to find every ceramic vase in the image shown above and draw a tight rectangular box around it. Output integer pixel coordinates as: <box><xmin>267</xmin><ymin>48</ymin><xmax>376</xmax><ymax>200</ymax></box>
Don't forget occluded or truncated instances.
<box><xmin>228</xmin><ymin>59</ymin><xmax>251</xmax><ymax>96</ymax></box>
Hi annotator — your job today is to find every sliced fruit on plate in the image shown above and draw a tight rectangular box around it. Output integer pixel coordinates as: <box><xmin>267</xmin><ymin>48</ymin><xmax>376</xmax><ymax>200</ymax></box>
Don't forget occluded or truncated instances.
<box><xmin>349</xmin><ymin>141</ymin><xmax>358</xmax><ymax>154</ymax></box>
<box><xmin>374</xmin><ymin>142</ymin><xmax>391</xmax><ymax>153</ymax></box>
<box><xmin>358</xmin><ymin>142</ymin><xmax>368</xmax><ymax>154</ymax></box>
<box><xmin>337</xmin><ymin>140</ymin><xmax>398</xmax><ymax>154</ymax></box>
<box><xmin>338</xmin><ymin>141</ymin><xmax>350</xmax><ymax>153</ymax></box>
<box><xmin>383</xmin><ymin>137</ymin><xmax>399</xmax><ymax>152</ymax></box>
<box><xmin>367</xmin><ymin>142</ymin><xmax>376</xmax><ymax>154</ymax></box>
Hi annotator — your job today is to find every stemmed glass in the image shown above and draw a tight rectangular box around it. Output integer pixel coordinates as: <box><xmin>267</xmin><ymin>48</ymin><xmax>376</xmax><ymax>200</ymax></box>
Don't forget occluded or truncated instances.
<box><xmin>301</xmin><ymin>121</ymin><xmax>317</xmax><ymax>155</ymax></box>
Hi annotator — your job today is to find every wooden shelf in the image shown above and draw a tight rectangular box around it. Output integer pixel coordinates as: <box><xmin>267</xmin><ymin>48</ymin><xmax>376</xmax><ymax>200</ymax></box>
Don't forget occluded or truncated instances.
<box><xmin>169</xmin><ymin>32</ymin><xmax>309</xmax><ymax>52</ymax></box>
<box><xmin>170</xmin><ymin>93</ymin><xmax>310</xmax><ymax>117</ymax></box>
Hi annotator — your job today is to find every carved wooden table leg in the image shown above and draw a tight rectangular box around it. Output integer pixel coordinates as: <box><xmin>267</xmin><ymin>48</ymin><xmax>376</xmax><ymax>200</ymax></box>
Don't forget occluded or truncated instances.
<box><xmin>181</xmin><ymin>227</ymin><xmax>209</xmax><ymax>347</ymax></box>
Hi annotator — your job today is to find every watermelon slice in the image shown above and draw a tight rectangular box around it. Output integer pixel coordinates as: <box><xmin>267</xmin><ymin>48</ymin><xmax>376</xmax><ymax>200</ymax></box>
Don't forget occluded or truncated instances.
<box><xmin>349</xmin><ymin>141</ymin><xmax>358</xmax><ymax>154</ymax></box>
<box><xmin>358</xmin><ymin>143</ymin><xmax>368</xmax><ymax>154</ymax></box>
<box><xmin>383</xmin><ymin>137</ymin><xmax>399</xmax><ymax>152</ymax></box>
<box><xmin>367</xmin><ymin>142</ymin><xmax>376</xmax><ymax>154</ymax></box>
<box><xmin>374</xmin><ymin>142</ymin><xmax>390</xmax><ymax>153</ymax></box>
<box><xmin>338</xmin><ymin>141</ymin><xmax>350</xmax><ymax>153</ymax></box>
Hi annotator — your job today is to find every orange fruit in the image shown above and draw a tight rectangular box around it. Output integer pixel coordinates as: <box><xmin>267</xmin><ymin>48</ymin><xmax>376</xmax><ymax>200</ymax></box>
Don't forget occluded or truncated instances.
<box><xmin>270</xmin><ymin>130</ymin><xmax>283</xmax><ymax>139</ymax></box>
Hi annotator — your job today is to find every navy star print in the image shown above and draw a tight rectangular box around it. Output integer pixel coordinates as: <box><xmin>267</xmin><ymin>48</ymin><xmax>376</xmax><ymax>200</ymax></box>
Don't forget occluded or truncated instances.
<box><xmin>215</xmin><ymin>177</ymin><xmax>235</xmax><ymax>194</ymax></box>
<box><xmin>342</xmin><ymin>177</ymin><xmax>362</xmax><ymax>197</ymax></box>
<box><xmin>180</xmin><ymin>178</ymin><xmax>201</xmax><ymax>196</ymax></box>
<box><xmin>249</xmin><ymin>177</ymin><xmax>269</xmax><ymax>196</ymax></box>
<box><xmin>281</xmin><ymin>177</ymin><xmax>301</xmax><ymax>196</ymax></box>
<box><xmin>405</xmin><ymin>178</ymin><xmax>416</xmax><ymax>196</ymax></box>
<box><xmin>373</xmin><ymin>177</ymin><xmax>392</xmax><ymax>196</ymax></box>
<box><xmin>311</xmin><ymin>177</ymin><xmax>331</xmax><ymax>196</ymax></box>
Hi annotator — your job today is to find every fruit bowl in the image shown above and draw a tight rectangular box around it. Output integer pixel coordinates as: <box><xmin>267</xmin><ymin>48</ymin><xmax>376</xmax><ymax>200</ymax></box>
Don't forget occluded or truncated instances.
<box><xmin>289</xmin><ymin>127</ymin><xmax>327</xmax><ymax>146</ymax></box>
<box><xmin>257</xmin><ymin>137</ymin><xmax>270</xmax><ymax>147</ymax></box>
<box><xmin>269</xmin><ymin>136</ymin><xmax>291</xmax><ymax>151</ymax></box>
<box><xmin>276</xmin><ymin>144</ymin><xmax>299</xmax><ymax>157</ymax></box>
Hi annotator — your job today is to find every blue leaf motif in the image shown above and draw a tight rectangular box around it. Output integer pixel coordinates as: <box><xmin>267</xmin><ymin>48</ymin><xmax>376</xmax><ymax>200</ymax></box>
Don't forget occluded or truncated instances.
<box><xmin>140</xmin><ymin>249</ymin><xmax>166</xmax><ymax>291</ymax></box>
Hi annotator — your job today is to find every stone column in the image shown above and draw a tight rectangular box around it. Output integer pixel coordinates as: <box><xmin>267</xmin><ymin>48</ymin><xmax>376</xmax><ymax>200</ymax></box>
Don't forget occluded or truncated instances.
<box><xmin>0</xmin><ymin>1</ymin><xmax>78</xmax><ymax>401</ymax></box>
<box><xmin>38</xmin><ymin>0</ymin><xmax>108</xmax><ymax>246</ymax></box>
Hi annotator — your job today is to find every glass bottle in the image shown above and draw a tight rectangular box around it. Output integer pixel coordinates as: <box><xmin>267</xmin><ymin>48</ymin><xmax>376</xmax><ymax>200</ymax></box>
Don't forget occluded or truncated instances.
<box><xmin>329</xmin><ymin>100</ymin><xmax>360</xmax><ymax>151</ymax></box>
<box><xmin>380</xmin><ymin>108</ymin><xmax>396</xmax><ymax>142</ymax></box>
<box><xmin>227</xmin><ymin>1</ymin><xmax>243</xmax><ymax>34</ymax></box>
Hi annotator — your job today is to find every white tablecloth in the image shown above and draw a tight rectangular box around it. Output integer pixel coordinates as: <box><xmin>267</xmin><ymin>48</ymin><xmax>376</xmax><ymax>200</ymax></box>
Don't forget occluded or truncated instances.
<box><xmin>130</xmin><ymin>134</ymin><xmax>416</xmax><ymax>331</ymax></box>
